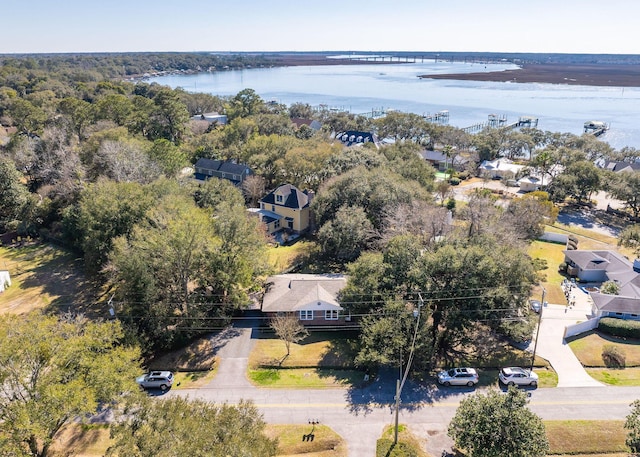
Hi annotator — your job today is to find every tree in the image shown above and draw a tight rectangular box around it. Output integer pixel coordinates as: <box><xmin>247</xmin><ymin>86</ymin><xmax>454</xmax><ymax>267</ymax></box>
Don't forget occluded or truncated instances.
<box><xmin>317</xmin><ymin>205</ymin><xmax>374</xmax><ymax>262</ymax></box>
<box><xmin>448</xmin><ymin>387</ymin><xmax>549</xmax><ymax>457</ymax></box>
<box><xmin>226</xmin><ymin>88</ymin><xmax>264</xmax><ymax>120</ymax></box>
<box><xmin>606</xmin><ymin>170</ymin><xmax>640</xmax><ymax>218</ymax></box>
<box><xmin>625</xmin><ymin>399</ymin><xmax>640</xmax><ymax>453</ymax></box>
<box><xmin>0</xmin><ymin>157</ymin><xmax>30</xmax><ymax>231</ymax></box>
<box><xmin>242</xmin><ymin>174</ymin><xmax>266</xmax><ymax>207</ymax></box>
<box><xmin>107</xmin><ymin>397</ymin><xmax>277</xmax><ymax>457</ymax></box>
<box><xmin>0</xmin><ymin>313</ymin><xmax>141</xmax><ymax>457</ymax></box>
<box><xmin>619</xmin><ymin>224</ymin><xmax>640</xmax><ymax>257</ymax></box>
<box><xmin>600</xmin><ymin>280</ymin><xmax>620</xmax><ymax>295</ymax></box>
<box><xmin>270</xmin><ymin>314</ymin><xmax>309</xmax><ymax>357</ymax></box>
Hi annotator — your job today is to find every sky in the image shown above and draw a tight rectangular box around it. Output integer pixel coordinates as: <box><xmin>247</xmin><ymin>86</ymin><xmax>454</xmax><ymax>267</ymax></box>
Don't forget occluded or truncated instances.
<box><xmin>2</xmin><ymin>0</ymin><xmax>640</xmax><ymax>55</ymax></box>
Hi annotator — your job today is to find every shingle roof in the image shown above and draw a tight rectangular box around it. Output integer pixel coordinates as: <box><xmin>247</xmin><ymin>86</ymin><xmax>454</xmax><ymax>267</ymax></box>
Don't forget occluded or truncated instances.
<box><xmin>194</xmin><ymin>158</ymin><xmax>251</xmax><ymax>175</ymax></box>
<box><xmin>590</xmin><ymin>292</ymin><xmax>640</xmax><ymax>314</ymax></box>
<box><xmin>261</xmin><ymin>184</ymin><xmax>310</xmax><ymax>210</ymax></box>
<box><xmin>563</xmin><ymin>250</ymin><xmax>630</xmax><ymax>273</ymax></box>
<box><xmin>602</xmin><ymin>160</ymin><xmax>640</xmax><ymax>173</ymax></box>
<box><xmin>261</xmin><ymin>274</ymin><xmax>347</xmax><ymax>313</ymax></box>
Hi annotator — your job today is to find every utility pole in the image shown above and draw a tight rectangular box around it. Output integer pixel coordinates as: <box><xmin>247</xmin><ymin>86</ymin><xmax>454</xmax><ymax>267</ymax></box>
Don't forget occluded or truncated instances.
<box><xmin>530</xmin><ymin>288</ymin><xmax>545</xmax><ymax>372</ymax></box>
<box><xmin>394</xmin><ymin>293</ymin><xmax>424</xmax><ymax>445</ymax></box>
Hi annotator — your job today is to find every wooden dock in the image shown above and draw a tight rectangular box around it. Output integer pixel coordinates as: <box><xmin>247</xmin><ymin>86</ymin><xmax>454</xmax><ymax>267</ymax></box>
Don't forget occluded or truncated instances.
<box><xmin>463</xmin><ymin>114</ymin><xmax>539</xmax><ymax>133</ymax></box>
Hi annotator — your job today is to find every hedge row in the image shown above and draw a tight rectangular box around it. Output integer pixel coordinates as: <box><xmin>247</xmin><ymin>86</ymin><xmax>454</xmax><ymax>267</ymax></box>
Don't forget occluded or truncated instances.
<box><xmin>598</xmin><ymin>317</ymin><xmax>640</xmax><ymax>339</ymax></box>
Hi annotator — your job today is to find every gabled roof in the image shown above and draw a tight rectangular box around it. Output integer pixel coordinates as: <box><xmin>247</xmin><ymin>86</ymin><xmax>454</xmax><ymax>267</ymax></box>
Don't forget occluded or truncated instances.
<box><xmin>262</xmin><ymin>274</ymin><xmax>347</xmax><ymax>313</ymax></box>
<box><xmin>602</xmin><ymin>160</ymin><xmax>640</xmax><ymax>173</ymax></box>
<box><xmin>261</xmin><ymin>184</ymin><xmax>310</xmax><ymax>210</ymax></box>
<box><xmin>194</xmin><ymin>158</ymin><xmax>252</xmax><ymax>175</ymax></box>
<box><xmin>478</xmin><ymin>158</ymin><xmax>525</xmax><ymax>174</ymax></box>
<box><xmin>291</xmin><ymin>118</ymin><xmax>322</xmax><ymax>130</ymax></box>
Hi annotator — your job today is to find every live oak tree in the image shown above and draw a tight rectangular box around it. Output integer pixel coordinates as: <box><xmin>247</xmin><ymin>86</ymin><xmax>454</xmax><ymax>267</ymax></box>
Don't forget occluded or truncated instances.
<box><xmin>107</xmin><ymin>397</ymin><xmax>277</xmax><ymax>457</ymax></box>
<box><xmin>448</xmin><ymin>387</ymin><xmax>549</xmax><ymax>457</ymax></box>
<box><xmin>0</xmin><ymin>313</ymin><xmax>142</xmax><ymax>457</ymax></box>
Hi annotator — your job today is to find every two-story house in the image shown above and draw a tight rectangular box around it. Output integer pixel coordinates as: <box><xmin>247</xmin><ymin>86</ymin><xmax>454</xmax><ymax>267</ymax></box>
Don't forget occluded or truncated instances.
<box><xmin>250</xmin><ymin>184</ymin><xmax>312</xmax><ymax>239</ymax></box>
<box><xmin>193</xmin><ymin>158</ymin><xmax>253</xmax><ymax>186</ymax></box>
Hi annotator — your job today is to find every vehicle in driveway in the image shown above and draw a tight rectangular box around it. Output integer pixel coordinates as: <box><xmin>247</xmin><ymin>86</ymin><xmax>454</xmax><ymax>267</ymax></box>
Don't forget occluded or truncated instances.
<box><xmin>437</xmin><ymin>367</ymin><xmax>479</xmax><ymax>387</ymax></box>
<box><xmin>529</xmin><ymin>299</ymin><xmax>541</xmax><ymax>313</ymax></box>
<box><xmin>136</xmin><ymin>371</ymin><xmax>174</xmax><ymax>390</ymax></box>
<box><xmin>499</xmin><ymin>367</ymin><xmax>538</xmax><ymax>387</ymax></box>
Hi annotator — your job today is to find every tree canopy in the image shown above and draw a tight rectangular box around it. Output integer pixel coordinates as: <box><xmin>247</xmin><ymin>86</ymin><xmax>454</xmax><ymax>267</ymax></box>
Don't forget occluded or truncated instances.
<box><xmin>0</xmin><ymin>313</ymin><xmax>141</xmax><ymax>457</ymax></box>
<box><xmin>448</xmin><ymin>387</ymin><xmax>549</xmax><ymax>457</ymax></box>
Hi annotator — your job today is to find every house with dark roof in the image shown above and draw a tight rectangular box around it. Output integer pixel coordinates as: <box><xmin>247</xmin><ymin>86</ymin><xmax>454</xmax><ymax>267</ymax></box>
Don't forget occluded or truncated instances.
<box><xmin>335</xmin><ymin>131</ymin><xmax>380</xmax><ymax>148</ymax></box>
<box><xmin>261</xmin><ymin>274</ymin><xmax>350</xmax><ymax>326</ymax></box>
<box><xmin>248</xmin><ymin>184</ymin><xmax>312</xmax><ymax>240</ymax></box>
<box><xmin>419</xmin><ymin>149</ymin><xmax>468</xmax><ymax>172</ymax></box>
<box><xmin>564</xmin><ymin>250</ymin><xmax>640</xmax><ymax>320</ymax></box>
<box><xmin>600</xmin><ymin>160</ymin><xmax>640</xmax><ymax>174</ymax></box>
<box><xmin>291</xmin><ymin>118</ymin><xmax>322</xmax><ymax>131</ymax></box>
<box><xmin>194</xmin><ymin>158</ymin><xmax>253</xmax><ymax>185</ymax></box>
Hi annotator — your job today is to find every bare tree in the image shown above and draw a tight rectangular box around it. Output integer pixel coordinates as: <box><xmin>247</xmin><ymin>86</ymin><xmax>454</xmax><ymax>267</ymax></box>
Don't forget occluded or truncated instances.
<box><xmin>270</xmin><ymin>314</ymin><xmax>309</xmax><ymax>358</ymax></box>
<box><xmin>242</xmin><ymin>175</ymin><xmax>266</xmax><ymax>207</ymax></box>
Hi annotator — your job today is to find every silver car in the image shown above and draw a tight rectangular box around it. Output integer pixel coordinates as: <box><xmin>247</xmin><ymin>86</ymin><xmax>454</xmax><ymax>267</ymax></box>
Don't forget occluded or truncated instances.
<box><xmin>499</xmin><ymin>367</ymin><xmax>538</xmax><ymax>387</ymax></box>
<box><xmin>136</xmin><ymin>371</ymin><xmax>174</xmax><ymax>390</ymax></box>
<box><xmin>437</xmin><ymin>367</ymin><xmax>479</xmax><ymax>387</ymax></box>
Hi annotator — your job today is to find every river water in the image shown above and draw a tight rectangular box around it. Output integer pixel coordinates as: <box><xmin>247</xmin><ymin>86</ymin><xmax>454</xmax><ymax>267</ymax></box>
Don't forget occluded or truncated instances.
<box><xmin>150</xmin><ymin>61</ymin><xmax>640</xmax><ymax>150</ymax></box>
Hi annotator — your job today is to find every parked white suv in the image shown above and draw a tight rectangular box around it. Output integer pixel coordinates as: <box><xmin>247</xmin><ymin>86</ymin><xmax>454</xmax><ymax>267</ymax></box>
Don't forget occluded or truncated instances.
<box><xmin>136</xmin><ymin>371</ymin><xmax>174</xmax><ymax>390</ymax></box>
<box><xmin>499</xmin><ymin>367</ymin><xmax>538</xmax><ymax>387</ymax></box>
<box><xmin>437</xmin><ymin>367</ymin><xmax>479</xmax><ymax>387</ymax></box>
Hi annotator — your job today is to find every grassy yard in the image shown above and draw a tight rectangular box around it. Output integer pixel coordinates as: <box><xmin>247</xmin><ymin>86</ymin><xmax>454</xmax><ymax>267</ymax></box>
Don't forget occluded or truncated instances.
<box><xmin>376</xmin><ymin>425</ymin><xmax>429</xmax><ymax>457</ymax></box>
<box><xmin>248</xmin><ymin>331</ymin><xmax>366</xmax><ymax>388</ymax></box>
<box><xmin>545</xmin><ymin>420</ymin><xmax>628</xmax><ymax>455</ymax></box>
<box><xmin>568</xmin><ymin>331</ymin><xmax>640</xmax><ymax>367</ymax></box>
<box><xmin>0</xmin><ymin>242</ymin><xmax>99</xmax><ymax>316</ymax></box>
<box><xmin>49</xmin><ymin>424</ymin><xmax>112</xmax><ymax>457</ymax></box>
<box><xmin>568</xmin><ymin>330</ymin><xmax>640</xmax><ymax>386</ymax></box>
<box><xmin>267</xmin><ymin>240</ymin><xmax>319</xmax><ymax>273</ymax></box>
<box><xmin>265</xmin><ymin>424</ymin><xmax>347</xmax><ymax>457</ymax></box>
<box><xmin>528</xmin><ymin>240</ymin><xmax>567</xmax><ymax>305</ymax></box>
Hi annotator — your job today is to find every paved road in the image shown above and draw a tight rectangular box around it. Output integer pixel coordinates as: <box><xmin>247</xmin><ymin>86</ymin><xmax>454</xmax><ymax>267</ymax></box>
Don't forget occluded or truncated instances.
<box><xmin>170</xmin><ymin>312</ymin><xmax>640</xmax><ymax>456</ymax></box>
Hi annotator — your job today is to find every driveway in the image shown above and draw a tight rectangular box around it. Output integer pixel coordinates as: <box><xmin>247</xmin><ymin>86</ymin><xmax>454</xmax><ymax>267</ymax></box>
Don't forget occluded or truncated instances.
<box><xmin>531</xmin><ymin>284</ymin><xmax>603</xmax><ymax>388</ymax></box>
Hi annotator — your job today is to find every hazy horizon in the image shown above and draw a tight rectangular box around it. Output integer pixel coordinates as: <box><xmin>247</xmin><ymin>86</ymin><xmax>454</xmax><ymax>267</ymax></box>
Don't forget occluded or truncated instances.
<box><xmin>2</xmin><ymin>0</ymin><xmax>639</xmax><ymax>55</ymax></box>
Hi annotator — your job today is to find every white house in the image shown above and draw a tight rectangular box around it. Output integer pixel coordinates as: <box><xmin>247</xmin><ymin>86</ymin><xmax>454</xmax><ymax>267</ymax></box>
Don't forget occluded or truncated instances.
<box><xmin>478</xmin><ymin>158</ymin><xmax>525</xmax><ymax>179</ymax></box>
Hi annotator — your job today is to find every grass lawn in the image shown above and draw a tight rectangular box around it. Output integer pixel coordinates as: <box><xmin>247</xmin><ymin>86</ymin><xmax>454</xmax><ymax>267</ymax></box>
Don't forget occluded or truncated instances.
<box><xmin>0</xmin><ymin>242</ymin><xmax>98</xmax><ymax>316</ymax></box>
<box><xmin>528</xmin><ymin>240</ymin><xmax>567</xmax><ymax>305</ymax></box>
<box><xmin>249</xmin><ymin>331</ymin><xmax>366</xmax><ymax>387</ymax></box>
<box><xmin>49</xmin><ymin>424</ymin><xmax>112</xmax><ymax>456</ymax></box>
<box><xmin>568</xmin><ymin>331</ymin><xmax>640</xmax><ymax>366</ymax></box>
<box><xmin>172</xmin><ymin>369</ymin><xmax>217</xmax><ymax>389</ymax></box>
<box><xmin>568</xmin><ymin>331</ymin><xmax>640</xmax><ymax>386</ymax></box>
<box><xmin>266</xmin><ymin>424</ymin><xmax>347</xmax><ymax>457</ymax></box>
<box><xmin>376</xmin><ymin>425</ymin><xmax>429</xmax><ymax>457</ymax></box>
<box><xmin>545</xmin><ymin>420</ymin><xmax>627</xmax><ymax>455</ymax></box>
<box><xmin>267</xmin><ymin>240</ymin><xmax>319</xmax><ymax>273</ymax></box>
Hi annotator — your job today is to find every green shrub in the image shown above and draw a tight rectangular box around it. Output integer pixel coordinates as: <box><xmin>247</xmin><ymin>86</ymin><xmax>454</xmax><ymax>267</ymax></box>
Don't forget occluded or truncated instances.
<box><xmin>598</xmin><ymin>317</ymin><xmax>640</xmax><ymax>339</ymax></box>
<box><xmin>602</xmin><ymin>344</ymin><xmax>626</xmax><ymax>368</ymax></box>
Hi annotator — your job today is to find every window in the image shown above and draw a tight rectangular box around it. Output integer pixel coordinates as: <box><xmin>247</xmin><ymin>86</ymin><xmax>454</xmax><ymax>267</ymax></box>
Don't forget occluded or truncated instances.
<box><xmin>300</xmin><ymin>310</ymin><xmax>313</xmax><ymax>320</ymax></box>
<box><xmin>276</xmin><ymin>194</ymin><xmax>283</xmax><ymax>203</ymax></box>
<box><xmin>274</xmin><ymin>220</ymin><xmax>280</xmax><ymax>229</ymax></box>
<box><xmin>272</xmin><ymin>205</ymin><xmax>275</xmax><ymax>211</ymax></box>
<box><xmin>325</xmin><ymin>310</ymin><xmax>338</xmax><ymax>320</ymax></box>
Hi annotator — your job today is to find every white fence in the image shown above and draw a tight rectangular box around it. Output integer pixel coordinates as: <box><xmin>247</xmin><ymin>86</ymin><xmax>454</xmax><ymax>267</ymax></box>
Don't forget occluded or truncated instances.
<box><xmin>539</xmin><ymin>232</ymin><xmax>569</xmax><ymax>244</ymax></box>
<box><xmin>563</xmin><ymin>318</ymin><xmax>599</xmax><ymax>339</ymax></box>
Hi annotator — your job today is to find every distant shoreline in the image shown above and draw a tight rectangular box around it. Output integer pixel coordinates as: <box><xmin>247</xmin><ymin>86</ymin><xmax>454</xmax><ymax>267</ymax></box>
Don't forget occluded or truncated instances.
<box><xmin>419</xmin><ymin>63</ymin><xmax>640</xmax><ymax>87</ymax></box>
<box><xmin>263</xmin><ymin>55</ymin><xmax>640</xmax><ymax>87</ymax></box>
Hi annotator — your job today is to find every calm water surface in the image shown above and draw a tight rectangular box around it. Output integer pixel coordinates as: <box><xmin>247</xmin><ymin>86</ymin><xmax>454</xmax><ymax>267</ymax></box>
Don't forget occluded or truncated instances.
<box><xmin>150</xmin><ymin>61</ymin><xmax>640</xmax><ymax>149</ymax></box>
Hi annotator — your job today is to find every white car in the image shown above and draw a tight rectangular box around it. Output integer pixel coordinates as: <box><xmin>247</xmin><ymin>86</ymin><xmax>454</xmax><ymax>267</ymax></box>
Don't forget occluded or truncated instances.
<box><xmin>136</xmin><ymin>371</ymin><xmax>174</xmax><ymax>390</ymax></box>
<box><xmin>437</xmin><ymin>367</ymin><xmax>479</xmax><ymax>387</ymax></box>
<box><xmin>499</xmin><ymin>367</ymin><xmax>538</xmax><ymax>387</ymax></box>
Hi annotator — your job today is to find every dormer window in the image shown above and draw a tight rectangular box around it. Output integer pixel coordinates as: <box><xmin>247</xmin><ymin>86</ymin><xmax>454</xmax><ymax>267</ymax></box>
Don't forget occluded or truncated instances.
<box><xmin>276</xmin><ymin>195</ymin><xmax>283</xmax><ymax>203</ymax></box>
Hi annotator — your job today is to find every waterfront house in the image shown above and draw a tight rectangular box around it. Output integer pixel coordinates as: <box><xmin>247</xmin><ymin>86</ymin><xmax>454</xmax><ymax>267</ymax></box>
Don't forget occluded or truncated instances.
<box><xmin>478</xmin><ymin>158</ymin><xmax>525</xmax><ymax>179</ymax></box>
<box><xmin>335</xmin><ymin>130</ymin><xmax>381</xmax><ymax>148</ymax></box>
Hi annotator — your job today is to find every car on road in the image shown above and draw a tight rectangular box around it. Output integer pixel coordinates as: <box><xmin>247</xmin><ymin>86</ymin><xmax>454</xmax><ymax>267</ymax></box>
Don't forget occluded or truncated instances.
<box><xmin>499</xmin><ymin>367</ymin><xmax>538</xmax><ymax>387</ymax></box>
<box><xmin>530</xmin><ymin>299</ymin><xmax>541</xmax><ymax>313</ymax></box>
<box><xmin>437</xmin><ymin>367</ymin><xmax>479</xmax><ymax>387</ymax></box>
<box><xmin>136</xmin><ymin>371</ymin><xmax>174</xmax><ymax>390</ymax></box>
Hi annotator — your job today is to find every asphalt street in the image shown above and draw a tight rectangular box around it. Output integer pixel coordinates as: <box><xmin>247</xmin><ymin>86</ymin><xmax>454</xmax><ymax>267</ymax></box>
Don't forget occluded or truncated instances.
<box><xmin>169</xmin><ymin>314</ymin><xmax>640</xmax><ymax>456</ymax></box>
